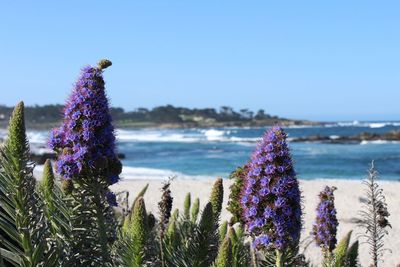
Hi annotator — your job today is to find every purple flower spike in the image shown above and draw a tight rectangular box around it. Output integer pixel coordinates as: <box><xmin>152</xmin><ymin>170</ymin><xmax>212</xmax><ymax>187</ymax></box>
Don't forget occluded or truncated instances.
<box><xmin>49</xmin><ymin>63</ymin><xmax>122</xmax><ymax>184</ymax></box>
<box><xmin>312</xmin><ymin>186</ymin><xmax>338</xmax><ymax>253</ymax></box>
<box><xmin>241</xmin><ymin>126</ymin><xmax>302</xmax><ymax>251</ymax></box>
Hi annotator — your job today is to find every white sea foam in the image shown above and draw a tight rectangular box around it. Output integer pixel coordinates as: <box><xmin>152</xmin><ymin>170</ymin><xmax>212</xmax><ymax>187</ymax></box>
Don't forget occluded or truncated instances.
<box><xmin>360</xmin><ymin>140</ymin><xmax>400</xmax><ymax>145</ymax></box>
<box><xmin>27</xmin><ymin>131</ymin><xmax>49</xmax><ymax>144</ymax></box>
<box><xmin>116</xmin><ymin>129</ymin><xmax>257</xmax><ymax>144</ymax></box>
<box><xmin>336</xmin><ymin>121</ymin><xmax>360</xmax><ymax>127</ymax></box>
<box><xmin>285</xmin><ymin>125</ymin><xmax>317</xmax><ymax>129</ymax></box>
<box><xmin>369</xmin><ymin>123</ymin><xmax>387</xmax><ymax>128</ymax></box>
<box><xmin>332</xmin><ymin>121</ymin><xmax>400</xmax><ymax>128</ymax></box>
<box><xmin>116</xmin><ymin>129</ymin><xmax>198</xmax><ymax>143</ymax></box>
<box><xmin>229</xmin><ymin>136</ymin><xmax>259</xmax><ymax>143</ymax></box>
<box><xmin>33</xmin><ymin>164</ymin><xmax>217</xmax><ymax>180</ymax></box>
<box><xmin>120</xmin><ymin>166</ymin><xmax>215</xmax><ymax>180</ymax></box>
<box><xmin>202</xmin><ymin>129</ymin><xmax>225</xmax><ymax>141</ymax></box>
<box><xmin>33</xmin><ymin>164</ymin><xmax>45</xmax><ymax>179</ymax></box>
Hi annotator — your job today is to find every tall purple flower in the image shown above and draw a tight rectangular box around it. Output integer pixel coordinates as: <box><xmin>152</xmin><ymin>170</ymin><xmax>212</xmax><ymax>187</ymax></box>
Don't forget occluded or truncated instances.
<box><xmin>49</xmin><ymin>60</ymin><xmax>122</xmax><ymax>185</ymax></box>
<box><xmin>312</xmin><ymin>186</ymin><xmax>338</xmax><ymax>253</ymax></box>
<box><xmin>240</xmin><ymin>126</ymin><xmax>302</xmax><ymax>251</ymax></box>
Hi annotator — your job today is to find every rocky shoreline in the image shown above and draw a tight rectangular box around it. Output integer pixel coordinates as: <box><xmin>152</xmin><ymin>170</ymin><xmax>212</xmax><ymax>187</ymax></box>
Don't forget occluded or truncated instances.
<box><xmin>291</xmin><ymin>130</ymin><xmax>400</xmax><ymax>144</ymax></box>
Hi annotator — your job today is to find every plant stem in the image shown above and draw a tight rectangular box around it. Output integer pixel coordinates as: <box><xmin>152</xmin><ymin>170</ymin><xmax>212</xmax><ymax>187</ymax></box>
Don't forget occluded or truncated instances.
<box><xmin>371</xmin><ymin>181</ymin><xmax>378</xmax><ymax>267</ymax></box>
<box><xmin>93</xmin><ymin>185</ymin><xmax>111</xmax><ymax>265</ymax></box>
<box><xmin>276</xmin><ymin>250</ymin><xmax>283</xmax><ymax>267</ymax></box>
<box><xmin>160</xmin><ymin>234</ymin><xmax>165</xmax><ymax>267</ymax></box>
<box><xmin>250</xmin><ymin>246</ymin><xmax>258</xmax><ymax>267</ymax></box>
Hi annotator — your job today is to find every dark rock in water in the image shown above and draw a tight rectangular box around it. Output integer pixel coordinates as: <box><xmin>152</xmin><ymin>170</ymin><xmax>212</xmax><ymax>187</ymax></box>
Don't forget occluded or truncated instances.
<box><xmin>291</xmin><ymin>130</ymin><xmax>400</xmax><ymax>144</ymax></box>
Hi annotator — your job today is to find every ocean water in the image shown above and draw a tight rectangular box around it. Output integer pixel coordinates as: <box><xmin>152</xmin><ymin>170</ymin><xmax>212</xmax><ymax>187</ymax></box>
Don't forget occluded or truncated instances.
<box><xmin>1</xmin><ymin>122</ymin><xmax>400</xmax><ymax>181</ymax></box>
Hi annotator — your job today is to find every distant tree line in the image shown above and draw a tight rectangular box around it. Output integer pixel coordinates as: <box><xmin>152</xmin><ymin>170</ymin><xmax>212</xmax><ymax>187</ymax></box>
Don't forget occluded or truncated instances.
<box><xmin>0</xmin><ymin>104</ymin><xmax>282</xmax><ymax>126</ymax></box>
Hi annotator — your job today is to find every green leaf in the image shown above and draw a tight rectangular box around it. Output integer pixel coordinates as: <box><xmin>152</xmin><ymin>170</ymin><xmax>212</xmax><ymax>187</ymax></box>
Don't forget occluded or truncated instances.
<box><xmin>334</xmin><ymin>231</ymin><xmax>352</xmax><ymax>267</ymax></box>
<box><xmin>124</xmin><ymin>183</ymin><xmax>150</xmax><ymax>230</ymax></box>
<box><xmin>0</xmin><ymin>102</ymin><xmax>52</xmax><ymax>266</ymax></box>
<box><xmin>129</xmin><ymin>197</ymin><xmax>149</xmax><ymax>266</ymax></box>
<box><xmin>214</xmin><ymin>237</ymin><xmax>232</xmax><ymax>267</ymax></box>
<box><xmin>346</xmin><ymin>241</ymin><xmax>359</xmax><ymax>267</ymax></box>
<box><xmin>210</xmin><ymin>178</ymin><xmax>223</xmax><ymax>219</ymax></box>
<box><xmin>0</xmin><ymin>248</ymin><xmax>21</xmax><ymax>266</ymax></box>
<box><xmin>219</xmin><ymin>221</ymin><xmax>228</xmax><ymax>242</ymax></box>
<box><xmin>132</xmin><ymin>183</ymin><xmax>149</xmax><ymax>206</ymax></box>
<box><xmin>183</xmin><ymin>193</ymin><xmax>191</xmax><ymax>220</ymax></box>
<box><xmin>191</xmin><ymin>198</ymin><xmax>200</xmax><ymax>223</ymax></box>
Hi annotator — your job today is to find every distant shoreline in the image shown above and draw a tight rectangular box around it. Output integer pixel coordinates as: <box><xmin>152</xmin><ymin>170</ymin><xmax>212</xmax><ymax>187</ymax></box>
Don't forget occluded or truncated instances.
<box><xmin>0</xmin><ymin>104</ymin><xmax>318</xmax><ymax>130</ymax></box>
<box><xmin>0</xmin><ymin>120</ymin><xmax>319</xmax><ymax>130</ymax></box>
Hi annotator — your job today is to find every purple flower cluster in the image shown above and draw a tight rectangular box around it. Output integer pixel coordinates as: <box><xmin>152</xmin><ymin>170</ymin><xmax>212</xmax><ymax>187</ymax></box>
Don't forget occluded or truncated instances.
<box><xmin>240</xmin><ymin>126</ymin><xmax>302</xmax><ymax>251</ymax></box>
<box><xmin>312</xmin><ymin>186</ymin><xmax>338</xmax><ymax>253</ymax></box>
<box><xmin>49</xmin><ymin>65</ymin><xmax>122</xmax><ymax>184</ymax></box>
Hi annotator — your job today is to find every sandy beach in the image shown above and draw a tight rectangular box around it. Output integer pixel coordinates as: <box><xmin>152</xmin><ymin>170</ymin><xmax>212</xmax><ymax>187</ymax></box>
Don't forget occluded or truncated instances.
<box><xmin>111</xmin><ymin>178</ymin><xmax>400</xmax><ymax>266</ymax></box>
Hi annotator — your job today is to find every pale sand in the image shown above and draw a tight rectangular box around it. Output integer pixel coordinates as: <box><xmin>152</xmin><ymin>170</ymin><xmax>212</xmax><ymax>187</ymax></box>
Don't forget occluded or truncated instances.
<box><xmin>111</xmin><ymin>178</ymin><xmax>400</xmax><ymax>266</ymax></box>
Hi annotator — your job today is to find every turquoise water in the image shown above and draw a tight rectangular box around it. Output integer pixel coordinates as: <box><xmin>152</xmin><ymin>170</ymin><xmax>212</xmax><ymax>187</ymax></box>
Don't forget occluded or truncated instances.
<box><xmin>4</xmin><ymin>122</ymin><xmax>399</xmax><ymax>180</ymax></box>
<box><xmin>116</xmin><ymin>123</ymin><xmax>400</xmax><ymax>180</ymax></box>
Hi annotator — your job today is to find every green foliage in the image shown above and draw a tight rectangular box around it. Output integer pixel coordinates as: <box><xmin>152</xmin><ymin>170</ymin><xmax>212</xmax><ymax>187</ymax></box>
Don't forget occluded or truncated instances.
<box><xmin>124</xmin><ymin>183</ymin><xmax>150</xmax><ymax>231</ymax></box>
<box><xmin>229</xmin><ymin>227</ymin><xmax>251</xmax><ymax>267</ymax></box>
<box><xmin>346</xmin><ymin>241</ymin><xmax>359</xmax><ymax>267</ymax></box>
<box><xmin>322</xmin><ymin>231</ymin><xmax>359</xmax><ymax>267</ymax></box>
<box><xmin>210</xmin><ymin>178</ymin><xmax>223</xmax><ymax>220</ymax></box>
<box><xmin>194</xmin><ymin>203</ymin><xmax>218</xmax><ymax>267</ymax></box>
<box><xmin>333</xmin><ymin>231</ymin><xmax>352</xmax><ymax>267</ymax></box>
<box><xmin>5</xmin><ymin>102</ymin><xmax>28</xmax><ymax>166</ymax></box>
<box><xmin>219</xmin><ymin>221</ymin><xmax>228</xmax><ymax>242</ymax></box>
<box><xmin>0</xmin><ymin>102</ymin><xmax>56</xmax><ymax>266</ymax></box>
<box><xmin>227</xmin><ymin>165</ymin><xmax>247</xmax><ymax>225</ymax></box>
<box><xmin>163</xmin><ymin>201</ymin><xmax>219</xmax><ymax>267</ymax></box>
<box><xmin>183</xmin><ymin>193</ymin><xmax>191</xmax><ymax>220</ymax></box>
<box><xmin>191</xmin><ymin>198</ymin><xmax>200</xmax><ymax>223</ymax></box>
<box><xmin>164</xmin><ymin>221</ymin><xmax>180</xmax><ymax>253</ymax></box>
<box><xmin>115</xmin><ymin>196</ymin><xmax>159</xmax><ymax>267</ymax></box>
<box><xmin>172</xmin><ymin>208</ymin><xmax>179</xmax><ymax>221</ymax></box>
<box><xmin>214</xmin><ymin>237</ymin><xmax>232</xmax><ymax>267</ymax></box>
<box><xmin>67</xmin><ymin>180</ymin><xmax>116</xmax><ymax>266</ymax></box>
<box><xmin>199</xmin><ymin>203</ymin><xmax>214</xmax><ymax>234</ymax></box>
<box><xmin>259</xmin><ymin>248</ymin><xmax>301</xmax><ymax>267</ymax></box>
<box><xmin>39</xmin><ymin>160</ymin><xmax>72</xmax><ymax>266</ymax></box>
<box><xmin>132</xmin><ymin>183</ymin><xmax>149</xmax><ymax>207</ymax></box>
<box><xmin>129</xmin><ymin>197</ymin><xmax>149</xmax><ymax>266</ymax></box>
<box><xmin>40</xmin><ymin>160</ymin><xmax>55</xmax><ymax>214</ymax></box>
<box><xmin>207</xmin><ymin>178</ymin><xmax>225</xmax><ymax>263</ymax></box>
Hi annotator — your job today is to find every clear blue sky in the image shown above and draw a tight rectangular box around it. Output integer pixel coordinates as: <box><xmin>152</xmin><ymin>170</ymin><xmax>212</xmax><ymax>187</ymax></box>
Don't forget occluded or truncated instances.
<box><xmin>1</xmin><ymin>1</ymin><xmax>399</xmax><ymax>121</ymax></box>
